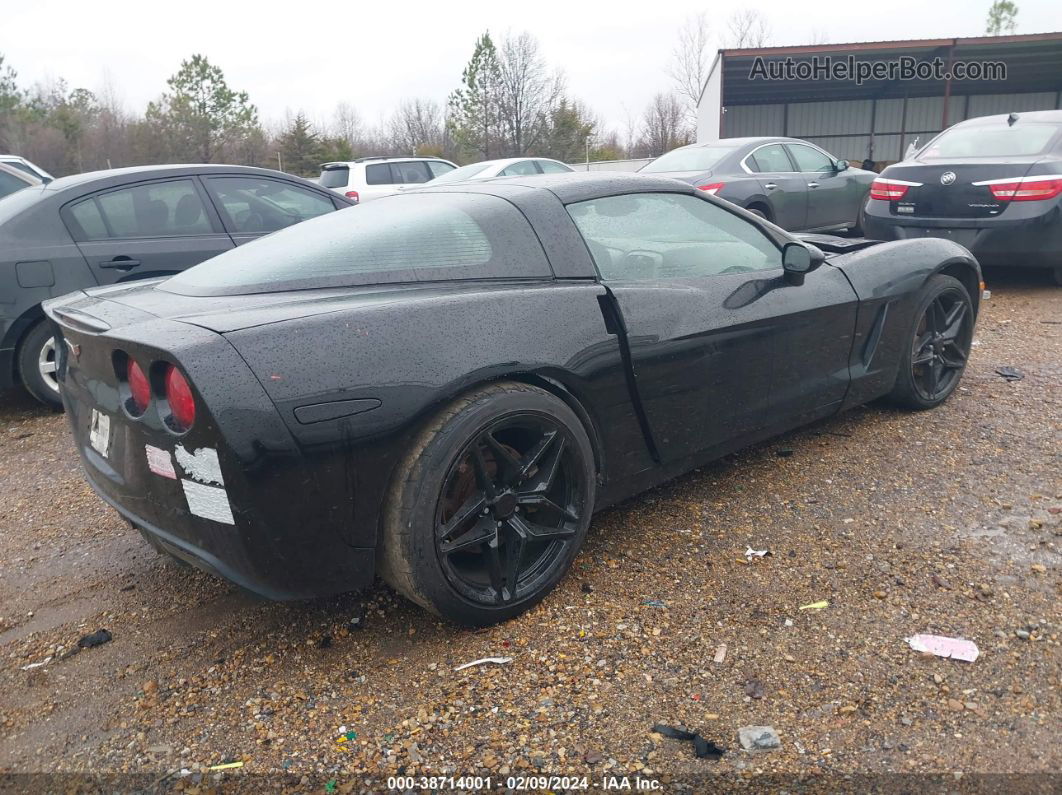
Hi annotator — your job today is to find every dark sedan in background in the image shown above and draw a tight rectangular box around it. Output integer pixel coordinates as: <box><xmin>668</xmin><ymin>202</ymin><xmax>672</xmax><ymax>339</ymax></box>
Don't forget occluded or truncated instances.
<box><xmin>0</xmin><ymin>164</ymin><xmax>354</xmax><ymax>407</ymax></box>
<box><xmin>863</xmin><ymin>110</ymin><xmax>1062</xmax><ymax>285</ymax></box>
<box><xmin>640</xmin><ymin>136</ymin><xmax>875</xmax><ymax>233</ymax></box>
<box><xmin>45</xmin><ymin>173</ymin><xmax>978</xmax><ymax>625</ymax></box>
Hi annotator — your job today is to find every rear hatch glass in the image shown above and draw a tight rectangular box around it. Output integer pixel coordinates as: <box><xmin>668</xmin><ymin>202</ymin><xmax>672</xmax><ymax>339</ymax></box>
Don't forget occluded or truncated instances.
<box><xmin>319</xmin><ymin>165</ymin><xmax>350</xmax><ymax>188</ymax></box>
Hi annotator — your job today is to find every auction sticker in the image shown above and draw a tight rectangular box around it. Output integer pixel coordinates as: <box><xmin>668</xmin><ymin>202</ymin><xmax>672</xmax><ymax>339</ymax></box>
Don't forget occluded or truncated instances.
<box><xmin>145</xmin><ymin>445</ymin><xmax>177</xmax><ymax>479</ymax></box>
<box><xmin>89</xmin><ymin>409</ymin><xmax>110</xmax><ymax>457</ymax></box>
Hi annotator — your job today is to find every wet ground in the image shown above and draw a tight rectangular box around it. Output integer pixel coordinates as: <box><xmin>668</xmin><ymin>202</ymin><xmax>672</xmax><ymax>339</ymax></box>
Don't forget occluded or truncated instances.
<box><xmin>0</xmin><ymin>269</ymin><xmax>1059</xmax><ymax>793</ymax></box>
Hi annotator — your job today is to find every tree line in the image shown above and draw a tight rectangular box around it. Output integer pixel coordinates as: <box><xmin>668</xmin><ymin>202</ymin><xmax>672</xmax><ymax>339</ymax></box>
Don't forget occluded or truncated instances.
<box><xmin>0</xmin><ymin>16</ymin><xmax>778</xmax><ymax>179</ymax></box>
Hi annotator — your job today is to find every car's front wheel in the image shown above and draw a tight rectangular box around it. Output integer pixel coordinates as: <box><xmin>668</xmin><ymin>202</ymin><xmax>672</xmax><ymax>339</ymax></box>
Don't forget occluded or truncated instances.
<box><xmin>887</xmin><ymin>274</ymin><xmax>974</xmax><ymax>410</ymax></box>
<box><xmin>380</xmin><ymin>382</ymin><xmax>595</xmax><ymax>626</ymax></box>
<box><xmin>18</xmin><ymin>321</ymin><xmax>63</xmax><ymax>410</ymax></box>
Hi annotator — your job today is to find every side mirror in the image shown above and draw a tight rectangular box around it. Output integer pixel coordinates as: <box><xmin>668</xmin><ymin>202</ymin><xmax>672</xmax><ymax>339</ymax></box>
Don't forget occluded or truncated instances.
<box><xmin>835</xmin><ymin>158</ymin><xmax>849</xmax><ymax>172</ymax></box>
<box><xmin>782</xmin><ymin>242</ymin><xmax>825</xmax><ymax>285</ymax></box>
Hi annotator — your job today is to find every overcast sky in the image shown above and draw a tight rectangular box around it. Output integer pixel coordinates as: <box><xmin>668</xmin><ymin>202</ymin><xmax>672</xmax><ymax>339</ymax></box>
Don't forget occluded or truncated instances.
<box><xmin>3</xmin><ymin>0</ymin><xmax>1058</xmax><ymax>135</ymax></box>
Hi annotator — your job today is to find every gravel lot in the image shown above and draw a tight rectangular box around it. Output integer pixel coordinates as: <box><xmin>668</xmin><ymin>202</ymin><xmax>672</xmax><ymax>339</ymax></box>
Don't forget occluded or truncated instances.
<box><xmin>0</xmin><ymin>271</ymin><xmax>1059</xmax><ymax>792</ymax></box>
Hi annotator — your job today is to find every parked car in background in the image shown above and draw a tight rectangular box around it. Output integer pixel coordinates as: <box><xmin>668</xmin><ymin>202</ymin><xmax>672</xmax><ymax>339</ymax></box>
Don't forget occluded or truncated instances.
<box><xmin>0</xmin><ymin>155</ymin><xmax>54</xmax><ymax>184</ymax></box>
<box><xmin>44</xmin><ymin>173</ymin><xmax>978</xmax><ymax>625</ymax></box>
<box><xmin>319</xmin><ymin>156</ymin><xmax>457</xmax><ymax>203</ymax></box>
<box><xmin>640</xmin><ymin>137</ymin><xmax>875</xmax><ymax>233</ymax></box>
<box><xmin>426</xmin><ymin>157</ymin><xmax>573</xmax><ymax>185</ymax></box>
<box><xmin>0</xmin><ymin>161</ymin><xmax>41</xmax><ymax>199</ymax></box>
<box><xmin>863</xmin><ymin>110</ymin><xmax>1062</xmax><ymax>285</ymax></box>
<box><xmin>0</xmin><ymin>164</ymin><xmax>354</xmax><ymax>408</ymax></box>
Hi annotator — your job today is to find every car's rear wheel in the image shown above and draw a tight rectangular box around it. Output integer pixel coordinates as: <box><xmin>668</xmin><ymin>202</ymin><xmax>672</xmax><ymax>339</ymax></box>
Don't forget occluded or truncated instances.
<box><xmin>380</xmin><ymin>382</ymin><xmax>595</xmax><ymax>626</ymax></box>
<box><xmin>887</xmin><ymin>274</ymin><xmax>974</xmax><ymax>410</ymax></box>
<box><xmin>18</xmin><ymin>321</ymin><xmax>63</xmax><ymax>410</ymax></box>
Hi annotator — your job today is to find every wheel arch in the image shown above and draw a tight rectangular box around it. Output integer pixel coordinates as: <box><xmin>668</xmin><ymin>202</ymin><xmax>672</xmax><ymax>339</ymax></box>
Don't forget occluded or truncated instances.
<box><xmin>5</xmin><ymin>302</ymin><xmax>47</xmax><ymax>384</ymax></box>
<box><xmin>744</xmin><ymin>199</ymin><xmax>773</xmax><ymax>221</ymax></box>
<box><xmin>934</xmin><ymin>257</ymin><xmax>982</xmax><ymax>317</ymax></box>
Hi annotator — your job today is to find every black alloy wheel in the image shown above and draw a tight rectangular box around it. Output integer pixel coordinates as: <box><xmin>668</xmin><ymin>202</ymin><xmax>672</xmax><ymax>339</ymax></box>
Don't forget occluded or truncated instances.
<box><xmin>435</xmin><ymin>415</ymin><xmax>585</xmax><ymax>606</ymax></box>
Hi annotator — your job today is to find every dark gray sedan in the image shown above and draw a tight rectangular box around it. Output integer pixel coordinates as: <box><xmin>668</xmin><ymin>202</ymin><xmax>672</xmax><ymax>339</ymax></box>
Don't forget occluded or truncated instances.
<box><xmin>0</xmin><ymin>164</ymin><xmax>354</xmax><ymax>408</ymax></box>
<box><xmin>640</xmin><ymin>137</ymin><xmax>875</xmax><ymax>233</ymax></box>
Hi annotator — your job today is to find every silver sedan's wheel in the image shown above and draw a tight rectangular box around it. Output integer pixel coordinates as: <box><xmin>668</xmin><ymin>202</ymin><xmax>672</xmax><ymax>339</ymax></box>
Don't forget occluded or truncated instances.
<box><xmin>18</xmin><ymin>321</ymin><xmax>64</xmax><ymax>410</ymax></box>
<box><xmin>38</xmin><ymin>335</ymin><xmax>60</xmax><ymax>394</ymax></box>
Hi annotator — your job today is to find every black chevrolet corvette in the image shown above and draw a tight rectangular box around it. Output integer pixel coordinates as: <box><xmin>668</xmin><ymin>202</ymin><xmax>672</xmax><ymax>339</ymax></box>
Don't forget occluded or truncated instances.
<box><xmin>44</xmin><ymin>173</ymin><xmax>980</xmax><ymax>625</ymax></box>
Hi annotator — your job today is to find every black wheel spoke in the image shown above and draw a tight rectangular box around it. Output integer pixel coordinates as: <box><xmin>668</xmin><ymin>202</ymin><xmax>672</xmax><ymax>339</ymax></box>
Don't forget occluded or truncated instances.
<box><xmin>482</xmin><ymin>432</ymin><xmax>522</xmax><ymax>485</ymax></box>
<box><xmin>912</xmin><ymin>351</ymin><xmax>935</xmax><ymax>367</ymax></box>
<box><xmin>501</xmin><ymin>523</ymin><xmax>526</xmax><ymax>602</ymax></box>
<box><xmin>941</xmin><ymin>302</ymin><xmax>967</xmax><ymax>340</ymax></box>
<box><xmin>509</xmin><ymin>513</ymin><xmax>576</xmax><ymax>542</ymax></box>
<box><xmin>516</xmin><ymin>430</ymin><xmax>557</xmax><ymax>482</ymax></box>
<box><xmin>929</xmin><ymin>298</ymin><xmax>947</xmax><ymax>333</ymax></box>
<box><xmin>940</xmin><ymin>346</ymin><xmax>966</xmax><ymax>370</ymax></box>
<box><xmin>438</xmin><ymin>493</ymin><xmax>487</xmax><ymax>540</ymax></box>
<box><xmin>470</xmin><ymin>445</ymin><xmax>497</xmax><ymax>500</ymax></box>
<box><xmin>441</xmin><ymin>516</ymin><xmax>496</xmax><ymax>555</ymax></box>
<box><xmin>925</xmin><ymin>358</ymin><xmax>943</xmax><ymax>394</ymax></box>
<box><xmin>485</xmin><ymin>535</ymin><xmax>507</xmax><ymax>603</ymax></box>
<box><xmin>519</xmin><ymin>436</ymin><xmax>567</xmax><ymax>494</ymax></box>
<box><xmin>514</xmin><ymin>492</ymin><xmax>578</xmax><ymax>522</ymax></box>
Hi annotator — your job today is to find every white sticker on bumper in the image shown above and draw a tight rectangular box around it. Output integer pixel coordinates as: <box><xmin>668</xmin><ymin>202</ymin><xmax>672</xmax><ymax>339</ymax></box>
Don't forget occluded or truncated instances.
<box><xmin>89</xmin><ymin>410</ymin><xmax>111</xmax><ymax>458</ymax></box>
<box><xmin>174</xmin><ymin>444</ymin><xmax>225</xmax><ymax>486</ymax></box>
<box><xmin>181</xmin><ymin>479</ymin><xmax>235</xmax><ymax>525</ymax></box>
<box><xmin>145</xmin><ymin>445</ymin><xmax>177</xmax><ymax>479</ymax></box>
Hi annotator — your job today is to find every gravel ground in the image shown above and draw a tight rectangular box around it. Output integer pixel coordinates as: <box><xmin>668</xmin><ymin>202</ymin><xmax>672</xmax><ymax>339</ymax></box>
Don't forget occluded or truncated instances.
<box><xmin>0</xmin><ymin>271</ymin><xmax>1059</xmax><ymax>793</ymax></box>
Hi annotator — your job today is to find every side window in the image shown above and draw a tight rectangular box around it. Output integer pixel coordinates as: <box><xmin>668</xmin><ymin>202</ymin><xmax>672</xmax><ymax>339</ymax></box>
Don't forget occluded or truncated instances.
<box><xmin>746</xmin><ymin>144</ymin><xmax>793</xmax><ymax>173</ymax></box>
<box><xmin>69</xmin><ymin>198</ymin><xmax>108</xmax><ymax>238</ymax></box>
<box><xmin>86</xmin><ymin>180</ymin><xmax>213</xmax><ymax>238</ymax></box>
<box><xmin>365</xmin><ymin>164</ymin><xmax>392</xmax><ymax>185</ymax></box>
<box><xmin>0</xmin><ymin>170</ymin><xmax>28</xmax><ymax>197</ymax></box>
<box><xmin>567</xmin><ymin>193</ymin><xmax>780</xmax><ymax>282</ymax></box>
<box><xmin>537</xmin><ymin>160</ymin><xmax>572</xmax><ymax>174</ymax></box>
<box><xmin>427</xmin><ymin>161</ymin><xmax>455</xmax><ymax>178</ymax></box>
<box><xmin>787</xmin><ymin>144</ymin><xmax>835</xmax><ymax>173</ymax></box>
<box><xmin>206</xmin><ymin>177</ymin><xmax>336</xmax><ymax>235</ymax></box>
<box><xmin>391</xmin><ymin>161</ymin><xmax>432</xmax><ymax>184</ymax></box>
<box><xmin>500</xmin><ymin>160</ymin><xmax>540</xmax><ymax>176</ymax></box>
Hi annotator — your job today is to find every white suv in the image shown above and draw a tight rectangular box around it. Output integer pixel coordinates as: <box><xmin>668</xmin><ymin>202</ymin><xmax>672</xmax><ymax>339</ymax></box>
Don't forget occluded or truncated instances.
<box><xmin>319</xmin><ymin>157</ymin><xmax>457</xmax><ymax>203</ymax></box>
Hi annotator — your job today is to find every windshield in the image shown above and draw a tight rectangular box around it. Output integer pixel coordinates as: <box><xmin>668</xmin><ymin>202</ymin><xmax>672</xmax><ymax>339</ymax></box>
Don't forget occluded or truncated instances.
<box><xmin>427</xmin><ymin>162</ymin><xmax>493</xmax><ymax>185</ymax></box>
<box><xmin>919</xmin><ymin>124</ymin><xmax>1058</xmax><ymax>159</ymax></box>
<box><xmin>162</xmin><ymin>192</ymin><xmax>550</xmax><ymax>296</ymax></box>
<box><xmin>641</xmin><ymin>145</ymin><xmax>739</xmax><ymax>173</ymax></box>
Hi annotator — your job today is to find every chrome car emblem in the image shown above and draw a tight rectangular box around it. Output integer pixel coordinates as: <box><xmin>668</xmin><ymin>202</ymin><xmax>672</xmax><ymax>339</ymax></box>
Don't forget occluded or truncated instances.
<box><xmin>940</xmin><ymin>171</ymin><xmax>957</xmax><ymax>185</ymax></box>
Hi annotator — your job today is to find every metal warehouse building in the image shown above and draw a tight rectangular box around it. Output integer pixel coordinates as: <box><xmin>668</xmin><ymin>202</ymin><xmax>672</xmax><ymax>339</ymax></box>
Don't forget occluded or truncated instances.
<box><xmin>696</xmin><ymin>32</ymin><xmax>1062</xmax><ymax>165</ymax></box>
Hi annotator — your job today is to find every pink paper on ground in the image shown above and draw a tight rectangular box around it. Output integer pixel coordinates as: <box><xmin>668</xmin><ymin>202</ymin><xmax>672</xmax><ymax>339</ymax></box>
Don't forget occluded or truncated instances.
<box><xmin>906</xmin><ymin>634</ymin><xmax>980</xmax><ymax>662</ymax></box>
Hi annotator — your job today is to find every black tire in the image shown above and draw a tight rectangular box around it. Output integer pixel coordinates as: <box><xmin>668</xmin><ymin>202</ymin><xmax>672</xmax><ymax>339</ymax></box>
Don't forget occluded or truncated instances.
<box><xmin>887</xmin><ymin>274</ymin><xmax>974</xmax><ymax>410</ymax></box>
<box><xmin>850</xmin><ymin>203</ymin><xmax>866</xmax><ymax>236</ymax></box>
<box><xmin>746</xmin><ymin>206</ymin><xmax>768</xmax><ymax>220</ymax></box>
<box><xmin>380</xmin><ymin>381</ymin><xmax>596</xmax><ymax>626</ymax></box>
<box><xmin>17</xmin><ymin>320</ymin><xmax>63</xmax><ymax>410</ymax></box>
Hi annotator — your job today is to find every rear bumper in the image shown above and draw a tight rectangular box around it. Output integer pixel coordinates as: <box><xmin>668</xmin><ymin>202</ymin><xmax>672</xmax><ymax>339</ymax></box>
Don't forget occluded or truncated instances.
<box><xmin>863</xmin><ymin>202</ymin><xmax>1062</xmax><ymax>268</ymax></box>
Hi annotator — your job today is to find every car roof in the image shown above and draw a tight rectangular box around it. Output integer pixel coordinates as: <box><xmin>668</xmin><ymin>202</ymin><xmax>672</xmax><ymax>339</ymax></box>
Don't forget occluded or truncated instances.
<box><xmin>956</xmin><ymin>109</ymin><xmax>1062</xmax><ymax>127</ymax></box>
<box><xmin>422</xmin><ymin>171</ymin><xmax>697</xmax><ymax>204</ymax></box>
<box><xmin>42</xmin><ymin>164</ymin><xmax>313</xmax><ymax>193</ymax></box>
<box><xmin>0</xmin><ymin>161</ymin><xmax>40</xmax><ymax>185</ymax></box>
<box><xmin>321</xmin><ymin>157</ymin><xmax>452</xmax><ymax>167</ymax></box>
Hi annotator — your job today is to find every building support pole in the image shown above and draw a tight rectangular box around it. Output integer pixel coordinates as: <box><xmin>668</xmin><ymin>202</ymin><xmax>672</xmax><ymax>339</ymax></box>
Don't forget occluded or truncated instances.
<box><xmin>941</xmin><ymin>41</ymin><xmax>957</xmax><ymax>129</ymax></box>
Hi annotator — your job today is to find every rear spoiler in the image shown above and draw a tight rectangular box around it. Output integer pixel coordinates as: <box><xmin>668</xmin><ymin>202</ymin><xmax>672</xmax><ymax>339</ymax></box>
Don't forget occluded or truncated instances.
<box><xmin>795</xmin><ymin>234</ymin><xmax>883</xmax><ymax>255</ymax></box>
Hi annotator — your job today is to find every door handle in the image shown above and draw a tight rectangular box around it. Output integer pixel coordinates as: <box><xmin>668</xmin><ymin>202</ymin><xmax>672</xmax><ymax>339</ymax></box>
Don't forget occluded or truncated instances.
<box><xmin>764</xmin><ymin>182</ymin><xmax>777</xmax><ymax>189</ymax></box>
<box><xmin>807</xmin><ymin>182</ymin><xmax>820</xmax><ymax>188</ymax></box>
<box><xmin>99</xmin><ymin>257</ymin><xmax>141</xmax><ymax>270</ymax></box>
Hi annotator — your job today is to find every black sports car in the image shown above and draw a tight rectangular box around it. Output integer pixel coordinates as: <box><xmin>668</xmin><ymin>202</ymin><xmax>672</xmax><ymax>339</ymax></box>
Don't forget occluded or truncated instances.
<box><xmin>44</xmin><ymin>173</ymin><xmax>980</xmax><ymax>626</ymax></box>
<box><xmin>863</xmin><ymin>110</ymin><xmax>1062</xmax><ymax>285</ymax></box>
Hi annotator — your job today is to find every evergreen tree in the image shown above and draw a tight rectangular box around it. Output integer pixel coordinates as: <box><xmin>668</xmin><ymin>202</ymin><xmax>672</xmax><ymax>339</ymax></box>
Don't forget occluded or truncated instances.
<box><xmin>277</xmin><ymin>112</ymin><xmax>322</xmax><ymax>176</ymax></box>
<box><xmin>447</xmin><ymin>32</ymin><xmax>503</xmax><ymax>160</ymax></box>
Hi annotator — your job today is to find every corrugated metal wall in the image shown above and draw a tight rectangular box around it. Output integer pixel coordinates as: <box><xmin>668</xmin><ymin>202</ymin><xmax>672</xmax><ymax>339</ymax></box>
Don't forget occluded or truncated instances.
<box><xmin>718</xmin><ymin>91</ymin><xmax>1061</xmax><ymax>163</ymax></box>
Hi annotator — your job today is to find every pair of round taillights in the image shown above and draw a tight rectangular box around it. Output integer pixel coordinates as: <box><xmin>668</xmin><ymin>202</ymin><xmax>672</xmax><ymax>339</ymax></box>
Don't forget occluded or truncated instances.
<box><xmin>123</xmin><ymin>357</ymin><xmax>196</xmax><ymax>432</ymax></box>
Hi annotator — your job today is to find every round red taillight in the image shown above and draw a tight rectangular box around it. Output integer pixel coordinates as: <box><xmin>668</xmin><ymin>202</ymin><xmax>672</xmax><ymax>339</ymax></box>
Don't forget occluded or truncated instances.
<box><xmin>127</xmin><ymin>359</ymin><xmax>151</xmax><ymax>415</ymax></box>
<box><xmin>164</xmin><ymin>364</ymin><xmax>196</xmax><ymax>432</ymax></box>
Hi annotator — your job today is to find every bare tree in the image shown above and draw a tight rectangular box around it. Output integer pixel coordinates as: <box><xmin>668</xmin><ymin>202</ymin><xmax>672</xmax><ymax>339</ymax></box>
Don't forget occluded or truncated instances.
<box><xmin>331</xmin><ymin>102</ymin><xmax>362</xmax><ymax>149</ymax></box>
<box><xmin>497</xmin><ymin>32</ymin><xmax>563</xmax><ymax>156</ymax></box>
<box><xmin>668</xmin><ymin>13</ymin><xmax>712</xmax><ymax>126</ymax></box>
<box><xmin>725</xmin><ymin>9</ymin><xmax>772</xmax><ymax>48</ymax></box>
<box><xmin>639</xmin><ymin>93</ymin><xmax>689</xmax><ymax>156</ymax></box>
<box><xmin>388</xmin><ymin>98</ymin><xmax>446</xmax><ymax>156</ymax></box>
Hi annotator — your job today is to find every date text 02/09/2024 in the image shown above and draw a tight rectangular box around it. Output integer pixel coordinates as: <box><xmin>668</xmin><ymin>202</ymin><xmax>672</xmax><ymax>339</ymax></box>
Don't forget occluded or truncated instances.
<box><xmin>385</xmin><ymin>775</ymin><xmax>662</xmax><ymax>790</ymax></box>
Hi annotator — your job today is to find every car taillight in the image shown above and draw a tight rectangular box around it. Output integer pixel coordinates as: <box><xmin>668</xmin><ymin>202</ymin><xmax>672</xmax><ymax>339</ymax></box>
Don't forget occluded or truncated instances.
<box><xmin>869</xmin><ymin>178</ymin><xmax>920</xmax><ymax>201</ymax></box>
<box><xmin>127</xmin><ymin>359</ymin><xmax>151</xmax><ymax>415</ymax></box>
<box><xmin>164</xmin><ymin>364</ymin><xmax>196</xmax><ymax>431</ymax></box>
<box><xmin>983</xmin><ymin>177</ymin><xmax>1062</xmax><ymax>202</ymax></box>
<box><xmin>345</xmin><ymin>190</ymin><xmax>360</xmax><ymax>203</ymax></box>
<box><xmin>697</xmin><ymin>182</ymin><xmax>725</xmax><ymax>195</ymax></box>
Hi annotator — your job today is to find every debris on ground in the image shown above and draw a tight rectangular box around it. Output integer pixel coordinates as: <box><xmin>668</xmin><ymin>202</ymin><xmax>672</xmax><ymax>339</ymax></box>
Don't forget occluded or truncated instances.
<box><xmin>744</xmin><ymin>547</ymin><xmax>770</xmax><ymax>559</ymax></box>
<box><xmin>453</xmin><ymin>656</ymin><xmax>513</xmax><ymax>671</ymax></box>
<box><xmin>744</xmin><ymin>678</ymin><xmax>766</xmax><ymax>699</ymax></box>
<box><xmin>906</xmin><ymin>634</ymin><xmax>980</xmax><ymax>662</ymax></box>
<box><xmin>651</xmin><ymin>724</ymin><xmax>725</xmax><ymax>760</ymax></box>
<box><xmin>642</xmin><ymin>599</ymin><xmax>667</xmax><ymax>608</ymax></box>
<box><xmin>798</xmin><ymin>600</ymin><xmax>829</xmax><ymax>611</ymax></box>
<box><xmin>581</xmin><ymin>582</ymin><xmax>594</xmax><ymax>594</ymax></box>
<box><xmin>776</xmin><ymin>448</ymin><xmax>795</xmax><ymax>457</ymax></box>
<box><xmin>995</xmin><ymin>366</ymin><xmax>1024</xmax><ymax>381</ymax></box>
<box><xmin>20</xmin><ymin>657</ymin><xmax>51</xmax><ymax>671</ymax></box>
<box><xmin>738</xmin><ymin>726</ymin><xmax>781</xmax><ymax>752</ymax></box>
<box><xmin>317</xmin><ymin>635</ymin><xmax>333</xmax><ymax>649</ymax></box>
<box><xmin>76</xmin><ymin>629</ymin><xmax>112</xmax><ymax>649</ymax></box>
<box><xmin>713</xmin><ymin>643</ymin><xmax>727</xmax><ymax>664</ymax></box>
<box><xmin>207</xmin><ymin>761</ymin><xmax>244</xmax><ymax>771</ymax></box>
